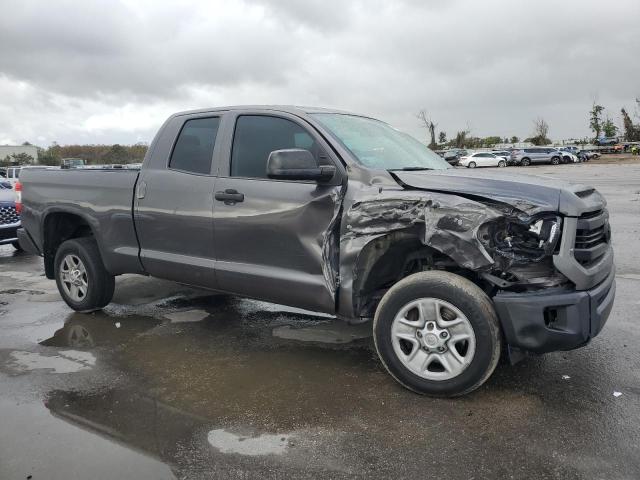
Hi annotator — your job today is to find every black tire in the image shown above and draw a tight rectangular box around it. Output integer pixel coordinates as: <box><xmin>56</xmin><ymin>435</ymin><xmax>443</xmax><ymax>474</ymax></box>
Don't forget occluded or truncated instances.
<box><xmin>521</xmin><ymin>157</ymin><xmax>531</xmax><ymax>166</ymax></box>
<box><xmin>11</xmin><ymin>241</ymin><xmax>23</xmax><ymax>252</ymax></box>
<box><xmin>498</xmin><ymin>160</ymin><xmax>506</xmax><ymax>168</ymax></box>
<box><xmin>468</xmin><ymin>161</ymin><xmax>476</xmax><ymax>168</ymax></box>
<box><xmin>551</xmin><ymin>156</ymin><xmax>560</xmax><ymax>165</ymax></box>
<box><xmin>373</xmin><ymin>271</ymin><xmax>502</xmax><ymax>397</ymax></box>
<box><xmin>54</xmin><ymin>237</ymin><xmax>115</xmax><ymax>312</ymax></box>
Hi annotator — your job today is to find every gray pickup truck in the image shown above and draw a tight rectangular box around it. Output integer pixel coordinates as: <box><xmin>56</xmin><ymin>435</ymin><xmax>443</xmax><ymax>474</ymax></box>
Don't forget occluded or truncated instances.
<box><xmin>17</xmin><ymin>106</ymin><xmax>615</xmax><ymax>396</ymax></box>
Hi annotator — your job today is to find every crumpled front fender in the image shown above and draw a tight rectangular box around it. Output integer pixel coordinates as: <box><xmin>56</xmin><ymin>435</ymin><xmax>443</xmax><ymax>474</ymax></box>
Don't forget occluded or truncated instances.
<box><xmin>337</xmin><ymin>188</ymin><xmax>508</xmax><ymax>320</ymax></box>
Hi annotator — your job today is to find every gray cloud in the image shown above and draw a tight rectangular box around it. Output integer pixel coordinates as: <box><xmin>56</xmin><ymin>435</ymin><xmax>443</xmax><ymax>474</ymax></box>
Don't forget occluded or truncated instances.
<box><xmin>0</xmin><ymin>0</ymin><xmax>638</xmax><ymax>146</ymax></box>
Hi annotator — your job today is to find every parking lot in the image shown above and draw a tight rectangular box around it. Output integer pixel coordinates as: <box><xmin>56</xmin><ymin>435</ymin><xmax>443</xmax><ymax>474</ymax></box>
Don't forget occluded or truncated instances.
<box><xmin>0</xmin><ymin>162</ymin><xmax>638</xmax><ymax>479</ymax></box>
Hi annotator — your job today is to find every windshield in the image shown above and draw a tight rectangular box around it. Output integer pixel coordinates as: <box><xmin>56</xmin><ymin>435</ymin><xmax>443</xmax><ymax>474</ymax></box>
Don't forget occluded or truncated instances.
<box><xmin>311</xmin><ymin>113</ymin><xmax>450</xmax><ymax>170</ymax></box>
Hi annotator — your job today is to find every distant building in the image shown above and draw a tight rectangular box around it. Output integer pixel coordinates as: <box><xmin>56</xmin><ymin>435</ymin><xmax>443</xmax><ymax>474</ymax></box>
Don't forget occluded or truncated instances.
<box><xmin>0</xmin><ymin>145</ymin><xmax>39</xmax><ymax>164</ymax></box>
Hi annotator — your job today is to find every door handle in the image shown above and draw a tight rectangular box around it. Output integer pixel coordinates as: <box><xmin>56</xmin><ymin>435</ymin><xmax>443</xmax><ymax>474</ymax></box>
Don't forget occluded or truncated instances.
<box><xmin>215</xmin><ymin>189</ymin><xmax>244</xmax><ymax>204</ymax></box>
<box><xmin>136</xmin><ymin>181</ymin><xmax>147</xmax><ymax>199</ymax></box>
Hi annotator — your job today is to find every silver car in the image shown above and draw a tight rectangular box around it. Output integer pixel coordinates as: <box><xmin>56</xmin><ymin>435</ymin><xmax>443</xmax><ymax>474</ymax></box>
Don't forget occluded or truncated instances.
<box><xmin>510</xmin><ymin>147</ymin><xmax>562</xmax><ymax>166</ymax></box>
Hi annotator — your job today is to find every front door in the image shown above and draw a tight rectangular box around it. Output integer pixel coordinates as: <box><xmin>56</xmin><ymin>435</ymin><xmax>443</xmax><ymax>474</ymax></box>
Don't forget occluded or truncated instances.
<box><xmin>135</xmin><ymin>115</ymin><xmax>222</xmax><ymax>289</ymax></box>
<box><xmin>212</xmin><ymin>112</ymin><xmax>344</xmax><ymax>313</ymax></box>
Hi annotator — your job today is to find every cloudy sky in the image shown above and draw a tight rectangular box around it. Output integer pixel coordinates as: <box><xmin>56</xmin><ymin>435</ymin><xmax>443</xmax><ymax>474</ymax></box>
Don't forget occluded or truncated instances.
<box><xmin>1</xmin><ymin>0</ymin><xmax>639</xmax><ymax>146</ymax></box>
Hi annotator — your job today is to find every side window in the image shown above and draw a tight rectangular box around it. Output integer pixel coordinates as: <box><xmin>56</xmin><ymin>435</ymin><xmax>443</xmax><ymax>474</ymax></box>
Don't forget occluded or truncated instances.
<box><xmin>169</xmin><ymin>117</ymin><xmax>220</xmax><ymax>175</ymax></box>
<box><xmin>231</xmin><ymin>115</ymin><xmax>317</xmax><ymax>179</ymax></box>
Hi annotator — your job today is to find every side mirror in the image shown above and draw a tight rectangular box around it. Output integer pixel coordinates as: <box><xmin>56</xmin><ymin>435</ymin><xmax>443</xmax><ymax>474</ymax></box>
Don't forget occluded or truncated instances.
<box><xmin>267</xmin><ymin>149</ymin><xmax>336</xmax><ymax>182</ymax></box>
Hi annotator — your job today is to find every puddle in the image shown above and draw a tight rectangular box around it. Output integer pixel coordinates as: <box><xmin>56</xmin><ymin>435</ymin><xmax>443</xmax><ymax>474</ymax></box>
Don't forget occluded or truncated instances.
<box><xmin>165</xmin><ymin>309</ymin><xmax>209</xmax><ymax>323</ymax></box>
<box><xmin>207</xmin><ymin>429</ymin><xmax>292</xmax><ymax>456</ymax></box>
<box><xmin>40</xmin><ymin>313</ymin><xmax>163</xmax><ymax>349</ymax></box>
<box><xmin>6</xmin><ymin>350</ymin><xmax>96</xmax><ymax>374</ymax></box>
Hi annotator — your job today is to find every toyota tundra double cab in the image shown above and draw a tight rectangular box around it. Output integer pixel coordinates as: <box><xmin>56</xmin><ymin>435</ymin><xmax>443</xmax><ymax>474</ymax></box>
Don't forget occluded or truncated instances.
<box><xmin>16</xmin><ymin>106</ymin><xmax>615</xmax><ymax>396</ymax></box>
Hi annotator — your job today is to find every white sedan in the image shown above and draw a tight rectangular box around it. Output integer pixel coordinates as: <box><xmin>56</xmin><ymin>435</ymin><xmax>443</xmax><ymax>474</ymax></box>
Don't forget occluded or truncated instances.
<box><xmin>458</xmin><ymin>152</ymin><xmax>507</xmax><ymax>168</ymax></box>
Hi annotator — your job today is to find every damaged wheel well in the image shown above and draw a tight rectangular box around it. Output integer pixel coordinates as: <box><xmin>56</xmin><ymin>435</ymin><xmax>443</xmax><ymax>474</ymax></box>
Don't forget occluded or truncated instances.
<box><xmin>352</xmin><ymin>230</ymin><xmax>484</xmax><ymax>319</ymax></box>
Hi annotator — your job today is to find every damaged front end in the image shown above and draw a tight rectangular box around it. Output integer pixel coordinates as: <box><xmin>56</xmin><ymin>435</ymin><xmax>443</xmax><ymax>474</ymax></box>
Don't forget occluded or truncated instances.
<box><xmin>339</xmin><ymin>187</ymin><xmax>570</xmax><ymax>322</ymax></box>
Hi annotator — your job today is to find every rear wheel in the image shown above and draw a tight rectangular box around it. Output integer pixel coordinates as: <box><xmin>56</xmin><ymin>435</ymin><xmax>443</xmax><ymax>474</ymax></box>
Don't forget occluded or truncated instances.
<box><xmin>520</xmin><ymin>157</ymin><xmax>531</xmax><ymax>166</ymax></box>
<box><xmin>54</xmin><ymin>238</ymin><xmax>115</xmax><ymax>312</ymax></box>
<box><xmin>468</xmin><ymin>161</ymin><xmax>476</xmax><ymax>168</ymax></box>
<box><xmin>373</xmin><ymin>271</ymin><xmax>502</xmax><ymax>397</ymax></box>
<box><xmin>498</xmin><ymin>160</ymin><xmax>506</xmax><ymax>168</ymax></box>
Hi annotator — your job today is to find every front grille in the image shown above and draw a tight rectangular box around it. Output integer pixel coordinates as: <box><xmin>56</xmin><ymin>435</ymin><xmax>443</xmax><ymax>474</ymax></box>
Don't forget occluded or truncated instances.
<box><xmin>574</xmin><ymin>209</ymin><xmax>610</xmax><ymax>267</ymax></box>
<box><xmin>0</xmin><ymin>205</ymin><xmax>19</xmax><ymax>225</ymax></box>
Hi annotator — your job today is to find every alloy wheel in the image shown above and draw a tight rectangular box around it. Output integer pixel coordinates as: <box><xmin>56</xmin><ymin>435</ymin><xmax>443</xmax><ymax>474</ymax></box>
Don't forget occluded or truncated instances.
<box><xmin>391</xmin><ymin>297</ymin><xmax>476</xmax><ymax>380</ymax></box>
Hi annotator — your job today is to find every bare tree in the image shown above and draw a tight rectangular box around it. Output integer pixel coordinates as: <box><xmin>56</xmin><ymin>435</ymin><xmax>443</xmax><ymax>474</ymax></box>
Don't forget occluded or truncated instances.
<box><xmin>534</xmin><ymin>117</ymin><xmax>549</xmax><ymax>140</ymax></box>
<box><xmin>417</xmin><ymin>109</ymin><xmax>437</xmax><ymax>148</ymax></box>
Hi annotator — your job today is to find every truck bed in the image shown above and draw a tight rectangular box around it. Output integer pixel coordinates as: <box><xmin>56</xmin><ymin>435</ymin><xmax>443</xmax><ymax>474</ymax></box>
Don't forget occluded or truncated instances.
<box><xmin>19</xmin><ymin>168</ymin><xmax>144</xmax><ymax>275</ymax></box>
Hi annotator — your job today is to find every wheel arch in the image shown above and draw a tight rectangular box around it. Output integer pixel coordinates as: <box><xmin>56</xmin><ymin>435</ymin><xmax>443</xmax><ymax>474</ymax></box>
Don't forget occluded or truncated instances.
<box><xmin>348</xmin><ymin>229</ymin><xmax>488</xmax><ymax>320</ymax></box>
<box><xmin>41</xmin><ymin>210</ymin><xmax>103</xmax><ymax>279</ymax></box>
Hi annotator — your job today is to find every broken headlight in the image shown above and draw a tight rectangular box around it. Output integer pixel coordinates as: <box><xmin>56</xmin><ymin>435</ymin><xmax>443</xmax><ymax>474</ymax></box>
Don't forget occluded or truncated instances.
<box><xmin>482</xmin><ymin>215</ymin><xmax>562</xmax><ymax>261</ymax></box>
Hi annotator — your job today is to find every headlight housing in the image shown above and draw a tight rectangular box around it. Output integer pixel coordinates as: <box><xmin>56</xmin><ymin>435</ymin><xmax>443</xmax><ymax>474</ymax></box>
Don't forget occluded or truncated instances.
<box><xmin>480</xmin><ymin>214</ymin><xmax>562</xmax><ymax>262</ymax></box>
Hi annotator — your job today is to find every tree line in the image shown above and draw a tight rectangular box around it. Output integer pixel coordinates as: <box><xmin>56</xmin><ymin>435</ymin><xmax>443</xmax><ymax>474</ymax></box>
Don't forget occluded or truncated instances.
<box><xmin>419</xmin><ymin>97</ymin><xmax>640</xmax><ymax>150</ymax></box>
<box><xmin>1</xmin><ymin>142</ymin><xmax>148</xmax><ymax>166</ymax></box>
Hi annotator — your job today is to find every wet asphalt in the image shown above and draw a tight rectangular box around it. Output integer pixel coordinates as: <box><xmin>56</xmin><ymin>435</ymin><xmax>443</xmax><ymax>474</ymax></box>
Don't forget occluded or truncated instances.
<box><xmin>0</xmin><ymin>163</ymin><xmax>639</xmax><ymax>480</ymax></box>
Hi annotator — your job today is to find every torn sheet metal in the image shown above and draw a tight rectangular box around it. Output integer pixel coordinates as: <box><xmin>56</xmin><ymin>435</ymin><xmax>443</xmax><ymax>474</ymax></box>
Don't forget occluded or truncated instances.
<box><xmin>342</xmin><ymin>193</ymin><xmax>430</xmax><ymax>240</ymax></box>
<box><xmin>337</xmin><ymin>189</ymin><xmax>508</xmax><ymax>319</ymax></box>
<box><xmin>342</xmin><ymin>190</ymin><xmax>503</xmax><ymax>271</ymax></box>
<box><xmin>320</xmin><ymin>189</ymin><xmax>343</xmax><ymax>296</ymax></box>
<box><xmin>422</xmin><ymin>194</ymin><xmax>503</xmax><ymax>270</ymax></box>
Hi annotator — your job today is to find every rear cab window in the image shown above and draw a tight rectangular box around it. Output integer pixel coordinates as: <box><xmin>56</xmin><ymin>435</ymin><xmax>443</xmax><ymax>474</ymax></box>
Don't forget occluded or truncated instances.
<box><xmin>169</xmin><ymin>117</ymin><xmax>221</xmax><ymax>175</ymax></box>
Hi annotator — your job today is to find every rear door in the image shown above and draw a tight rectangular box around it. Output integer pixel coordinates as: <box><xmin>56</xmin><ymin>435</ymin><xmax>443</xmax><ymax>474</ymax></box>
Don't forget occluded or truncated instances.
<box><xmin>483</xmin><ymin>153</ymin><xmax>498</xmax><ymax>166</ymax></box>
<box><xmin>134</xmin><ymin>113</ymin><xmax>223</xmax><ymax>288</ymax></box>
<box><xmin>476</xmin><ymin>153</ymin><xmax>494</xmax><ymax>166</ymax></box>
<box><xmin>211</xmin><ymin>110</ymin><xmax>344</xmax><ymax>313</ymax></box>
<box><xmin>529</xmin><ymin>148</ymin><xmax>544</xmax><ymax>164</ymax></box>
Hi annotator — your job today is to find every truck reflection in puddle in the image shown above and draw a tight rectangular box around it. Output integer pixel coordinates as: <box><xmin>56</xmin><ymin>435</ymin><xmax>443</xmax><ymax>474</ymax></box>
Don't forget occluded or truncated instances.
<box><xmin>39</xmin><ymin>298</ymin><xmax>379</xmax><ymax>476</ymax></box>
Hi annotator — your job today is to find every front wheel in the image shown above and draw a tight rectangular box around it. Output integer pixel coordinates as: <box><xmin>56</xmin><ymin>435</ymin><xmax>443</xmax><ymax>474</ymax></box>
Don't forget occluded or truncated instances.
<box><xmin>54</xmin><ymin>237</ymin><xmax>115</xmax><ymax>312</ymax></box>
<box><xmin>11</xmin><ymin>241</ymin><xmax>23</xmax><ymax>252</ymax></box>
<box><xmin>498</xmin><ymin>160</ymin><xmax>506</xmax><ymax>168</ymax></box>
<box><xmin>468</xmin><ymin>161</ymin><xmax>476</xmax><ymax>168</ymax></box>
<box><xmin>551</xmin><ymin>156</ymin><xmax>560</xmax><ymax>165</ymax></box>
<box><xmin>373</xmin><ymin>271</ymin><xmax>502</xmax><ymax>397</ymax></box>
<box><xmin>520</xmin><ymin>158</ymin><xmax>531</xmax><ymax>166</ymax></box>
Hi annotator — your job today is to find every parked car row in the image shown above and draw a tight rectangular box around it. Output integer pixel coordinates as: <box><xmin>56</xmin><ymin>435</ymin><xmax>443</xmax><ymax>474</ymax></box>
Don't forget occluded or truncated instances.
<box><xmin>449</xmin><ymin>146</ymin><xmax>600</xmax><ymax>169</ymax></box>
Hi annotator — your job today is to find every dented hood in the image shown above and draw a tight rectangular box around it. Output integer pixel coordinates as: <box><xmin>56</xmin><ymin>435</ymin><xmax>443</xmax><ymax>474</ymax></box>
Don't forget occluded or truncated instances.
<box><xmin>392</xmin><ymin>168</ymin><xmax>602</xmax><ymax>216</ymax></box>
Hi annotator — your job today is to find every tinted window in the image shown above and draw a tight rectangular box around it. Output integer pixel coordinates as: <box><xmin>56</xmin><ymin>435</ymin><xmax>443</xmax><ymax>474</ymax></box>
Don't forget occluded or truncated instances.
<box><xmin>231</xmin><ymin>116</ymin><xmax>316</xmax><ymax>179</ymax></box>
<box><xmin>169</xmin><ymin>117</ymin><xmax>220</xmax><ymax>174</ymax></box>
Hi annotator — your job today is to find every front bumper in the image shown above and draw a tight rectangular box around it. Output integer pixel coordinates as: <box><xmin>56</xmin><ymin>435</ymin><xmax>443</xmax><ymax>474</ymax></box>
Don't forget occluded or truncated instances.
<box><xmin>493</xmin><ymin>267</ymin><xmax>615</xmax><ymax>354</ymax></box>
<box><xmin>0</xmin><ymin>223</ymin><xmax>19</xmax><ymax>245</ymax></box>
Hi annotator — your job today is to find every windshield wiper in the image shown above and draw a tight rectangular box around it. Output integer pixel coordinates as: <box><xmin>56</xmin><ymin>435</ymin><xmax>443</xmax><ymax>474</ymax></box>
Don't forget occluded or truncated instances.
<box><xmin>389</xmin><ymin>167</ymin><xmax>435</xmax><ymax>171</ymax></box>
